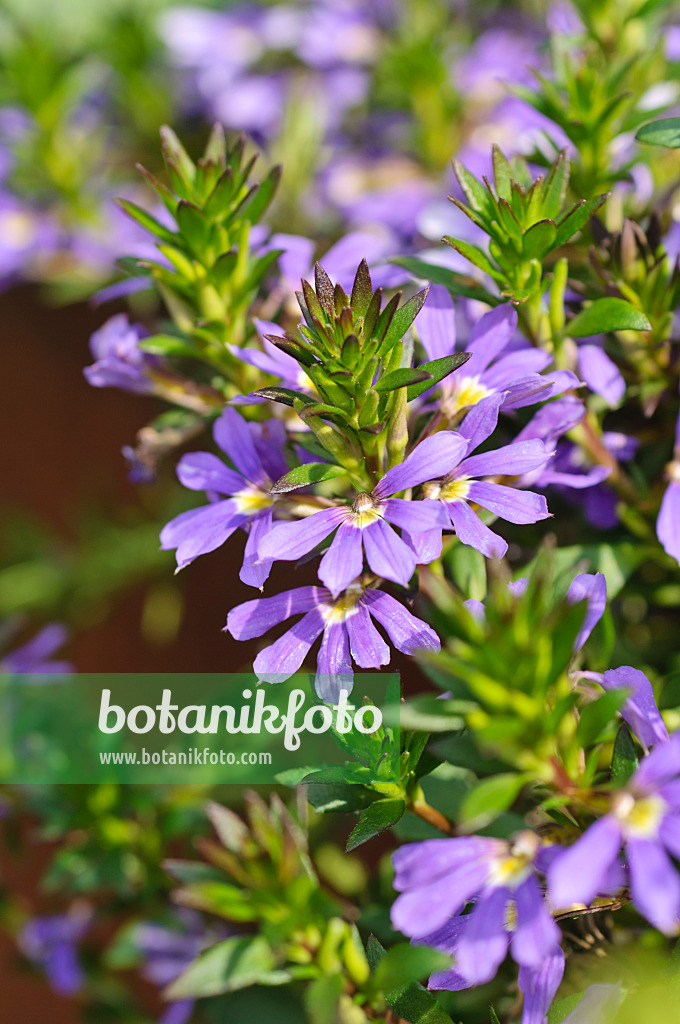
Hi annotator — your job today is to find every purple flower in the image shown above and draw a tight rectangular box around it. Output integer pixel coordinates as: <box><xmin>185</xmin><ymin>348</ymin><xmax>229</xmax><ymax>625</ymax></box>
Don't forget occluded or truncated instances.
<box><xmin>567</xmin><ymin>571</ymin><xmax>607</xmax><ymax>653</ymax></box>
<box><xmin>160</xmin><ymin>409</ymin><xmax>288</xmax><ymax>587</ymax></box>
<box><xmin>0</xmin><ymin>192</ymin><xmax>58</xmax><ymax>286</ymax></box>
<box><xmin>657</xmin><ymin>384</ymin><xmax>680</xmax><ymax>564</ymax></box>
<box><xmin>410</xmin><ymin>395</ymin><xmax>553</xmax><ymax>560</ymax></box>
<box><xmin>580</xmin><ymin>666</ymin><xmax>669</xmax><ymax>753</ymax></box>
<box><xmin>20</xmin><ymin>907</ymin><xmax>91</xmax><ymax>996</ymax></box>
<box><xmin>576</xmin><ymin>341</ymin><xmax>626</xmax><ymax>408</ymax></box>
<box><xmin>518</xmin><ymin>948</ymin><xmax>566</xmax><ymax>1024</ymax></box>
<box><xmin>258</xmin><ymin>433</ymin><xmax>464</xmax><ymax>596</ymax></box>
<box><xmin>229</xmin><ymin>318</ymin><xmax>314</xmax><ymax>396</ymax></box>
<box><xmin>84</xmin><ymin>314</ymin><xmax>157</xmax><ymax>394</ymax></box>
<box><xmin>133</xmin><ymin>910</ymin><xmax>213</xmax><ymax>1024</ymax></box>
<box><xmin>392</xmin><ymin>832</ymin><xmax>562</xmax><ymax>993</ymax></box>
<box><xmin>548</xmin><ymin>733</ymin><xmax>680</xmax><ymax>934</ymax></box>
<box><xmin>226</xmin><ymin>581</ymin><xmax>439</xmax><ymax>700</ymax></box>
<box><xmin>1</xmin><ymin>623</ymin><xmax>72</xmax><ymax>674</ymax></box>
<box><xmin>416</xmin><ymin>289</ymin><xmax>577</xmax><ymax>418</ymax></box>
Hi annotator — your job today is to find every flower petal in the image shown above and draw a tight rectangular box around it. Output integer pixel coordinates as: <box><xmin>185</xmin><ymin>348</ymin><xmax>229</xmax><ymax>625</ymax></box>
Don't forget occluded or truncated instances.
<box><xmin>176</xmin><ymin>452</ymin><xmax>245</xmax><ymax>494</ymax></box>
<box><xmin>464</xmin><ymin>302</ymin><xmax>518</xmax><ymax>377</ymax></box>
<box><xmin>391</xmin><ymin>860</ymin><xmax>490</xmax><ymax>939</ymax></box>
<box><xmin>454</xmin><ymin>887</ymin><xmax>511</xmax><ymax>985</ymax></box>
<box><xmin>373</xmin><ymin>433</ymin><xmax>468</xmax><ymax>498</ymax></box>
<box><xmin>547</xmin><ymin>816</ymin><xmax>622</xmax><ymax>908</ymax></box>
<box><xmin>633</xmin><ymin>731</ymin><xmax>680</xmax><ymax>792</ymax></box>
<box><xmin>600</xmin><ymin>666</ymin><xmax>668</xmax><ymax>750</ymax></box>
<box><xmin>319</xmin><ymin>522</ymin><xmax>364</xmax><ymax>597</ymax></box>
<box><xmin>160</xmin><ymin>501</ymin><xmax>244</xmax><ymax>569</ymax></box>
<box><xmin>512</xmin><ymin>876</ymin><xmax>561</xmax><ymax>967</ymax></box>
<box><xmin>627</xmin><ymin>837</ymin><xmax>680</xmax><ymax>934</ymax></box>
<box><xmin>382</xmin><ymin>497</ymin><xmax>449</xmax><ymax>533</ymax></box>
<box><xmin>315</xmin><ymin>621</ymin><xmax>353</xmax><ymax>702</ymax></box>
<box><xmin>458</xmin><ymin>393</ymin><xmax>504</xmax><ymax>450</ymax></box>
<box><xmin>403</xmin><ymin>527</ymin><xmax>444</xmax><ymax>563</ymax></box>
<box><xmin>225</xmin><ymin>587</ymin><xmax>327</xmax><ymax>640</ymax></box>
<box><xmin>253</xmin><ymin>607</ymin><xmax>326</xmax><ymax>683</ymax></box>
<box><xmin>567</xmin><ymin>572</ymin><xmax>607</xmax><ymax>653</ymax></box>
<box><xmin>578</xmin><ymin>345</ymin><xmax>625</xmax><ymax>408</ymax></box>
<box><xmin>518</xmin><ymin>946</ymin><xmax>565</xmax><ymax>1024</ymax></box>
<box><xmin>363</xmin><ymin>589</ymin><xmax>441</xmax><ymax>654</ymax></box>
<box><xmin>466</xmin><ymin>482</ymin><xmax>551</xmax><ymax>524</ymax></box>
<box><xmin>213</xmin><ymin>407</ymin><xmax>267</xmax><ymax>485</ymax></box>
<box><xmin>240</xmin><ymin>508</ymin><xmax>274</xmax><ymax>589</ymax></box>
<box><xmin>459</xmin><ymin>440</ymin><xmax>553</xmax><ymax>478</ymax></box>
<box><xmin>657</xmin><ymin>481</ymin><xmax>680</xmax><ymax>564</ymax></box>
<box><xmin>362</xmin><ymin>519</ymin><xmax>417</xmax><ymax>587</ymax></box>
<box><xmin>445</xmin><ymin>498</ymin><xmax>508</xmax><ymax>558</ymax></box>
<box><xmin>258</xmin><ymin>507</ymin><xmax>346</xmax><ymax>561</ymax></box>
<box><xmin>416</xmin><ymin>283</ymin><xmax>455</xmax><ymax>362</ymax></box>
<box><xmin>346</xmin><ymin>605</ymin><xmax>390</xmax><ymax>668</ymax></box>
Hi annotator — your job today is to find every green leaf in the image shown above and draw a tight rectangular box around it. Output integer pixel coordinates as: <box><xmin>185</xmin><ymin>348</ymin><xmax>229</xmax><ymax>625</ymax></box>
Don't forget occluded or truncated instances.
<box><xmin>576</xmin><ymin>690</ymin><xmax>628</xmax><ymax>748</ymax></box>
<box><xmin>114</xmin><ymin>198</ymin><xmax>177</xmax><ymax>244</ymax></box>
<box><xmin>390</xmin><ymin>256</ymin><xmax>501</xmax><ymax>304</ymax></box>
<box><xmin>453</xmin><ymin>158</ymin><xmax>494</xmax><ymax>216</ymax></box>
<box><xmin>304</xmin><ymin>974</ymin><xmax>344</xmax><ymax>1024</ymax></box>
<box><xmin>459</xmin><ymin>773</ymin><xmax>526</xmax><ymax>830</ymax></box>
<box><xmin>270</xmin><ymin>463</ymin><xmax>345</xmax><ymax>494</ymax></box>
<box><xmin>611</xmin><ymin>722</ymin><xmax>639</xmax><ymax>786</ymax></box>
<box><xmin>380</xmin><ymin>288</ymin><xmax>430</xmax><ymax>355</ymax></box>
<box><xmin>522</xmin><ymin>219</ymin><xmax>558</xmax><ymax>260</ymax></box>
<box><xmin>374</xmin><ymin>367</ymin><xmax>433</xmax><ymax>394</ymax></box>
<box><xmin>205</xmin><ymin>801</ymin><xmax>250</xmax><ymax>853</ymax></box>
<box><xmin>553</xmin><ymin>194</ymin><xmax>609</xmax><ymax>248</ymax></box>
<box><xmin>366</xmin><ymin>937</ymin><xmax>456</xmax><ymax>1024</ymax></box>
<box><xmin>547</xmin><ymin>991</ymin><xmax>587</xmax><ymax>1024</ymax></box>
<box><xmin>252</xmin><ymin>387</ymin><xmax>314</xmax><ymax>407</ymax></box>
<box><xmin>407</xmin><ymin>353</ymin><xmax>472</xmax><ymax>400</ymax></box>
<box><xmin>239</xmin><ymin>164</ymin><xmax>282</xmax><ymax>223</ymax></box>
<box><xmin>492</xmin><ymin>145</ymin><xmax>513</xmax><ymax>201</ymax></box>
<box><xmin>442</xmin><ymin>237</ymin><xmax>500</xmax><ymax>279</ymax></box>
<box><xmin>139</xmin><ymin>334</ymin><xmax>203</xmax><ymax>359</ymax></box>
<box><xmin>541</xmin><ymin>151</ymin><xmax>570</xmax><ymax>221</ymax></box>
<box><xmin>160</xmin><ymin>125</ymin><xmax>196</xmax><ymax>190</ymax></box>
<box><xmin>489</xmin><ymin>1008</ymin><xmax>501</xmax><ymax>1024</ymax></box>
<box><xmin>306</xmin><ymin>784</ymin><xmax>378</xmax><ymax>814</ymax></box>
<box><xmin>350</xmin><ymin>259</ymin><xmax>373</xmax><ymax>318</ymax></box>
<box><xmin>636</xmin><ymin>117</ymin><xmax>680</xmax><ymax>148</ymax></box>
<box><xmin>346</xmin><ymin>798</ymin><xmax>405</xmax><ymax>851</ymax></box>
<box><xmin>373</xmin><ymin>944</ymin><xmax>451</xmax><ymax>993</ymax></box>
<box><xmin>165</xmin><ymin>937</ymin><xmax>281</xmax><ymax>999</ymax></box>
<box><xmin>302</xmin><ymin>766</ymin><xmax>375</xmax><ymax>786</ymax></box>
<box><xmin>176</xmin><ymin>200</ymin><xmax>210</xmax><ymax>252</ymax></box>
<box><xmin>567</xmin><ymin>297</ymin><xmax>651</xmax><ymax>337</ymax></box>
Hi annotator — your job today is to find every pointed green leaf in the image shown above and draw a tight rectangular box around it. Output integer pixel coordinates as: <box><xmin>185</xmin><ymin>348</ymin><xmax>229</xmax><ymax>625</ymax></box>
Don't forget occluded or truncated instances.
<box><xmin>271</xmin><ymin>463</ymin><xmax>345</xmax><ymax>494</ymax></box>
<box><xmin>453</xmin><ymin>159</ymin><xmax>494</xmax><ymax>218</ymax></box>
<box><xmin>239</xmin><ymin>164</ymin><xmax>281</xmax><ymax>224</ymax></box>
<box><xmin>389</xmin><ymin>256</ymin><xmax>501</xmax><ymax>305</ymax></box>
<box><xmin>442</xmin><ymin>237</ymin><xmax>500</xmax><ymax>279</ymax></box>
<box><xmin>374</xmin><ymin>367</ymin><xmax>433</xmax><ymax>394</ymax></box>
<box><xmin>160</xmin><ymin>125</ymin><xmax>196</xmax><ymax>189</ymax></box>
<box><xmin>115</xmin><ymin>198</ymin><xmax>177</xmax><ymax>244</ymax></box>
<box><xmin>139</xmin><ymin>334</ymin><xmax>203</xmax><ymax>359</ymax></box>
<box><xmin>253</xmin><ymin>387</ymin><xmax>314</xmax><ymax>407</ymax></box>
<box><xmin>164</xmin><ymin>937</ymin><xmax>280</xmax><ymax>999</ymax></box>
<box><xmin>553</xmin><ymin>194</ymin><xmax>609</xmax><ymax>248</ymax></box>
<box><xmin>576</xmin><ymin>690</ymin><xmax>628</xmax><ymax>748</ymax></box>
<box><xmin>636</xmin><ymin>117</ymin><xmax>680</xmax><ymax>148</ymax></box>
<box><xmin>567</xmin><ymin>297</ymin><xmax>651</xmax><ymax>337</ymax></box>
<box><xmin>366</xmin><ymin>937</ymin><xmax>456</xmax><ymax>1024</ymax></box>
<box><xmin>611</xmin><ymin>722</ymin><xmax>639</xmax><ymax>786</ymax></box>
<box><xmin>492</xmin><ymin>145</ymin><xmax>513</xmax><ymax>201</ymax></box>
<box><xmin>350</xmin><ymin>259</ymin><xmax>373</xmax><ymax>318</ymax></box>
<box><xmin>373</xmin><ymin>944</ymin><xmax>451</xmax><ymax>993</ymax></box>
<box><xmin>406</xmin><ymin>352</ymin><xmax>472</xmax><ymax>400</ymax></box>
<box><xmin>522</xmin><ymin>219</ymin><xmax>558</xmax><ymax>260</ymax></box>
<box><xmin>542</xmin><ymin>151</ymin><xmax>570</xmax><ymax>220</ymax></box>
<box><xmin>459</xmin><ymin>773</ymin><xmax>526</xmax><ymax>830</ymax></box>
<box><xmin>346</xmin><ymin>798</ymin><xmax>405</xmax><ymax>851</ymax></box>
<box><xmin>176</xmin><ymin>200</ymin><xmax>210</xmax><ymax>252</ymax></box>
<box><xmin>380</xmin><ymin>288</ymin><xmax>430</xmax><ymax>355</ymax></box>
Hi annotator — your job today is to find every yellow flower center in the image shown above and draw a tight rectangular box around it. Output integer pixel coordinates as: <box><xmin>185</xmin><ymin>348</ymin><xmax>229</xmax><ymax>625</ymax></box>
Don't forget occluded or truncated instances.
<box><xmin>232</xmin><ymin>487</ymin><xmax>274</xmax><ymax>515</ymax></box>
<box><xmin>438</xmin><ymin>476</ymin><xmax>472</xmax><ymax>503</ymax></box>
<box><xmin>488</xmin><ymin>832</ymin><xmax>539</xmax><ymax>889</ymax></box>
<box><xmin>612</xmin><ymin>792</ymin><xmax>666</xmax><ymax>839</ymax></box>
<box><xmin>323</xmin><ymin>582</ymin><xmax>365</xmax><ymax>625</ymax></box>
<box><xmin>1</xmin><ymin>210</ymin><xmax>36</xmax><ymax>247</ymax></box>
<box><xmin>442</xmin><ymin>376</ymin><xmax>492</xmax><ymax>417</ymax></box>
<box><xmin>350</xmin><ymin>493</ymin><xmax>383</xmax><ymax>528</ymax></box>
